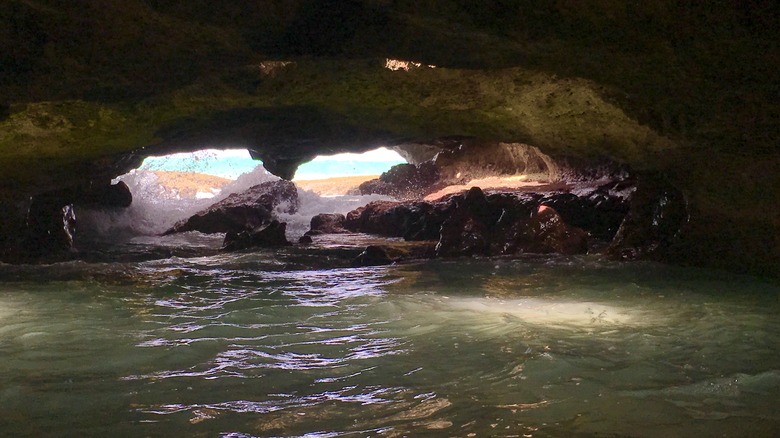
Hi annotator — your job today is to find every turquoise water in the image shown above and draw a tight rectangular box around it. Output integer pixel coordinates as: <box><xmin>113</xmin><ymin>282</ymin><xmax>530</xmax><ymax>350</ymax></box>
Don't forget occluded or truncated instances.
<box><xmin>140</xmin><ymin>149</ymin><xmax>406</xmax><ymax>180</ymax></box>
<box><xmin>0</xmin><ymin>237</ymin><xmax>778</xmax><ymax>437</ymax></box>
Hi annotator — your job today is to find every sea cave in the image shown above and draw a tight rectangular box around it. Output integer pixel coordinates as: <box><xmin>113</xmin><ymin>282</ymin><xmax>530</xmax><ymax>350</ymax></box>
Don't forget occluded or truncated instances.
<box><xmin>0</xmin><ymin>1</ymin><xmax>778</xmax><ymax>436</ymax></box>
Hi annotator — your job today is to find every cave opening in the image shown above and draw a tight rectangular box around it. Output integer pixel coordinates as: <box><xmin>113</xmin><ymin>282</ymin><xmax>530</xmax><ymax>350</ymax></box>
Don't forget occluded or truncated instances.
<box><xmin>69</xmin><ymin>146</ymin><xmax>410</xmax><ymax>250</ymax></box>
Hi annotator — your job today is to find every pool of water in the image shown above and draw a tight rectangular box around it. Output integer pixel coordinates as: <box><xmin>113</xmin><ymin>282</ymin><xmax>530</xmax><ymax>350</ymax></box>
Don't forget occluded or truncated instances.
<box><xmin>0</xmin><ymin>246</ymin><xmax>777</xmax><ymax>437</ymax></box>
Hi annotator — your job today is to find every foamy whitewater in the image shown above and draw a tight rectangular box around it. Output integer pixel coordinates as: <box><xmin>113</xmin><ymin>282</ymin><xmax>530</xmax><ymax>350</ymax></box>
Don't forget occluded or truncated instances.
<box><xmin>78</xmin><ymin>166</ymin><xmax>390</xmax><ymax>243</ymax></box>
<box><xmin>1</xmin><ymin>161</ymin><xmax>778</xmax><ymax>437</ymax></box>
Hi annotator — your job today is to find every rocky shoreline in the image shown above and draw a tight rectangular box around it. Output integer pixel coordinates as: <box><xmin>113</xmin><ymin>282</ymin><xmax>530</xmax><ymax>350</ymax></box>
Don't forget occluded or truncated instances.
<box><xmin>153</xmin><ymin>155</ymin><xmax>686</xmax><ymax>270</ymax></box>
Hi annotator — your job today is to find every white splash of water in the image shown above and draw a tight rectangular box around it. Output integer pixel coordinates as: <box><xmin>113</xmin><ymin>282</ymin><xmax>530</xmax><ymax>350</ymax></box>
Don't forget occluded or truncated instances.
<box><xmin>280</xmin><ymin>188</ymin><xmax>393</xmax><ymax>240</ymax></box>
<box><xmin>80</xmin><ymin>167</ymin><xmax>393</xmax><ymax>241</ymax></box>
<box><xmin>79</xmin><ymin>167</ymin><xmax>279</xmax><ymax>237</ymax></box>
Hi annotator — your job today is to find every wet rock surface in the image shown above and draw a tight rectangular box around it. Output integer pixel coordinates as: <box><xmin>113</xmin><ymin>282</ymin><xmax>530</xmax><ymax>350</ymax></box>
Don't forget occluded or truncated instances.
<box><xmin>343</xmin><ymin>186</ymin><xmax>614</xmax><ymax>259</ymax></box>
<box><xmin>164</xmin><ymin>180</ymin><xmax>298</xmax><ymax>235</ymax></box>
<box><xmin>24</xmin><ymin>195</ymin><xmax>77</xmax><ymax>258</ymax></box>
<box><xmin>359</xmin><ymin>162</ymin><xmax>443</xmax><ymax>200</ymax></box>
<box><xmin>607</xmin><ymin>174</ymin><xmax>688</xmax><ymax>261</ymax></box>
<box><xmin>305</xmin><ymin>213</ymin><xmax>348</xmax><ymax>235</ymax></box>
<box><xmin>352</xmin><ymin>245</ymin><xmax>394</xmax><ymax>267</ymax></box>
<box><xmin>344</xmin><ymin>200</ymin><xmax>450</xmax><ymax>241</ymax></box>
<box><xmin>222</xmin><ymin>220</ymin><xmax>291</xmax><ymax>251</ymax></box>
<box><xmin>435</xmin><ymin>187</ymin><xmax>589</xmax><ymax>257</ymax></box>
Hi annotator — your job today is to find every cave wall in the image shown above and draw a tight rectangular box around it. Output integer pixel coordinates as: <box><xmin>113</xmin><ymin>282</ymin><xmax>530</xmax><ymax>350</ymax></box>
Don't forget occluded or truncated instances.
<box><xmin>0</xmin><ymin>0</ymin><xmax>777</xmax><ymax>275</ymax></box>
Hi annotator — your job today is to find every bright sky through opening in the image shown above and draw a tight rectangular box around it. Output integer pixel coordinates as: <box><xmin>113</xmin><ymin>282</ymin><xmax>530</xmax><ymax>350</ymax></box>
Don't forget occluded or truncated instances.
<box><xmin>140</xmin><ymin>148</ymin><xmax>406</xmax><ymax>180</ymax></box>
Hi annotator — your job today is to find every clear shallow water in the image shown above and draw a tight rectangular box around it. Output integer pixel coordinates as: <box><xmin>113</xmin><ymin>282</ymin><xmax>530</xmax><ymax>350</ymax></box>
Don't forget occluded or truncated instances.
<box><xmin>0</xmin><ymin>250</ymin><xmax>778</xmax><ymax>437</ymax></box>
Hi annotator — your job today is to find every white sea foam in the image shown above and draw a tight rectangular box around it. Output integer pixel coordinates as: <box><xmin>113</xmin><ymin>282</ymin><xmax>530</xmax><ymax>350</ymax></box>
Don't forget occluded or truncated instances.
<box><xmin>80</xmin><ymin>166</ymin><xmax>392</xmax><ymax>240</ymax></box>
<box><xmin>279</xmin><ymin>188</ymin><xmax>392</xmax><ymax>239</ymax></box>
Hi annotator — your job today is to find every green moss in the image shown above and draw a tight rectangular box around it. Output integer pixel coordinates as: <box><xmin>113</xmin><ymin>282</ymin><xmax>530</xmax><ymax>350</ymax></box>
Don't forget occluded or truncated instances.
<box><xmin>0</xmin><ymin>58</ymin><xmax>681</xmax><ymax>195</ymax></box>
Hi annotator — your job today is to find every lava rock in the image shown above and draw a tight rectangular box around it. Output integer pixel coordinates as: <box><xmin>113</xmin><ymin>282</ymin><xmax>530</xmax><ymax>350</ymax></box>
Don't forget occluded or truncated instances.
<box><xmin>607</xmin><ymin>174</ymin><xmax>688</xmax><ymax>260</ymax></box>
<box><xmin>358</xmin><ymin>162</ymin><xmax>442</xmax><ymax>200</ymax></box>
<box><xmin>344</xmin><ymin>201</ymin><xmax>405</xmax><ymax>236</ymax></box>
<box><xmin>539</xmin><ymin>185</ymin><xmax>631</xmax><ymax>241</ymax></box>
<box><xmin>305</xmin><ymin>213</ymin><xmax>348</xmax><ymax>235</ymax></box>
<box><xmin>164</xmin><ymin>180</ymin><xmax>298</xmax><ymax>235</ymax></box>
<box><xmin>515</xmin><ymin>206</ymin><xmax>589</xmax><ymax>255</ymax></box>
<box><xmin>435</xmin><ymin>188</ymin><xmax>588</xmax><ymax>257</ymax></box>
<box><xmin>343</xmin><ymin>186</ymin><xmax>617</xmax><ymax>259</ymax></box>
<box><xmin>222</xmin><ymin>220</ymin><xmax>291</xmax><ymax>251</ymax></box>
<box><xmin>298</xmin><ymin>235</ymin><xmax>313</xmax><ymax>244</ymax></box>
<box><xmin>25</xmin><ymin>194</ymin><xmax>77</xmax><ymax>257</ymax></box>
<box><xmin>352</xmin><ymin>245</ymin><xmax>393</xmax><ymax>266</ymax></box>
<box><xmin>344</xmin><ymin>200</ymin><xmax>450</xmax><ymax>240</ymax></box>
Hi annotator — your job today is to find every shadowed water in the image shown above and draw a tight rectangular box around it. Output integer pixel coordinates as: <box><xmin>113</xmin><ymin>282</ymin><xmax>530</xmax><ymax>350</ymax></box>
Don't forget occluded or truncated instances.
<box><xmin>0</xmin><ymin>250</ymin><xmax>778</xmax><ymax>437</ymax></box>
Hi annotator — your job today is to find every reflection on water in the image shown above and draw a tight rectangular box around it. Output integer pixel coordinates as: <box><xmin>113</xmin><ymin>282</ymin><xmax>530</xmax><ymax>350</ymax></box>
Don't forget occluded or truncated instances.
<box><xmin>0</xmin><ymin>252</ymin><xmax>778</xmax><ymax>437</ymax></box>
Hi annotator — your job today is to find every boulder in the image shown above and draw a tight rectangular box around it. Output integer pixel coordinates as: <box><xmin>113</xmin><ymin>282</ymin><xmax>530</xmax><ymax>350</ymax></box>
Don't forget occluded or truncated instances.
<box><xmin>352</xmin><ymin>245</ymin><xmax>394</xmax><ymax>266</ymax></box>
<box><xmin>358</xmin><ymin>162</ymin><xmax>442</xmax><ymax>200</ymax></box>
<box><xmin>221</xmin><ymin>220</ymin><xmax>291</xmax><ymax>251</ymax></box>
<box><xmin>538</xmin><ymin>183</ymin><xmax>631</xmax><ymax>242</ymax></box>
<box><xmin>343</xmin><ymin>186</ymin><xmax>622</xmax><ymax>259</ymax></box>
<box><xmin>607</xmin><ymin>174</ymin><xmax>688</xmax><ymax>260</ymax></box>
<box><xmin>434</xmin><ymin>189</ymin><xmax>587</xmax><ymax>257</ymax></box>
<box><xmin>513</xmin><ymin>206</ymin><xmax>589</xmax><ymax>255</ymax></box>
<box><xmin>164</xmin><ymin>180</ymin><xmax>298</xmax><ymax>235</ymax></box>
<box><xmin>24</xmin><ymin>194</ymin><xmax>77</xmax><ymax>257</ymax></box>
<box><xmin>305</xmin><ymin>213</ymin><xmax>348</xmax><ymax>235</ymax></box>
<box><xmin>344</xmin><ymin>199</ymin><xmax>451</xmax><ymax>240</ymax></box>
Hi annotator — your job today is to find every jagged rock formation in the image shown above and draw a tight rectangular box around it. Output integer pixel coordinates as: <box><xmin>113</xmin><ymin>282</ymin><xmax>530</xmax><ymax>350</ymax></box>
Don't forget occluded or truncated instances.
<box><xmin>222</xmin><ymin>220</ymin><xmax>291</xmax><ymax>251</ymax></box>
<box><xmin>340</xmin><ymin>185</ymin><xmax>639</xmax><ymax>259</ymax></box>
<box><xmin>0</xmin><ymin>1</ymin><xmax>777</xmax><ymax>274</ymax></box>
<box><xmin>164</xmin><ymin>180</ymin><xmax>298</xmax><ymax>235</ymax></box>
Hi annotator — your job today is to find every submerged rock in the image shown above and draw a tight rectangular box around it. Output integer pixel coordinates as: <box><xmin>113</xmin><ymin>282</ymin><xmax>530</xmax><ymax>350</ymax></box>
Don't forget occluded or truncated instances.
<box><xmin>352</xmin><ymin>245</ymin><xmax>394</xmax><ymax>266</ymax></box>
<box><xmin>222</xmin><ymin>220</ymin><xmax>291</xmax><ymax>251</ymax></box>
<box><xmin>164</xmin><ymin>180</ymin><xmax>298</xmax><ymax>235</ymax></box>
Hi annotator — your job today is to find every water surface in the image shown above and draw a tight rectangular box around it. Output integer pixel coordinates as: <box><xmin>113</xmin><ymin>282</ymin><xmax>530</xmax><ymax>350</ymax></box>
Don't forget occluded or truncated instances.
<box><xmin>1</xmin><ymin>248</ymin><xmax>777</xmax><ymax>437</ymax></box>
